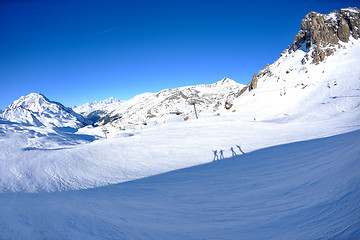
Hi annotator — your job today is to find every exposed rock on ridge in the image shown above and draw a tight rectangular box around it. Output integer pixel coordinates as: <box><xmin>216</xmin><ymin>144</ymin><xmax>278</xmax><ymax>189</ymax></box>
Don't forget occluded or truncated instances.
<box><xmin>292</xmin><ymin>7</ymin><xmax>360</xmax><ymax>64</ymax></box>
<box><xmin>249</xmin><ymin>73</ymin><xmax>258</xmax><ymax>91</ymax></box>
<box><xmin>237</xmin><ymin>7</ymin><xmax>360</xmax><ymax>99</ymax></box>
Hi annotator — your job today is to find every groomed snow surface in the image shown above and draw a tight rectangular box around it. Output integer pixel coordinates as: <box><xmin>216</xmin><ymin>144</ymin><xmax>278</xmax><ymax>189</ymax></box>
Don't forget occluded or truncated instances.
<box><xmin>0</xmin><ymin>38</ymin><xmax>360</xmax><ymax>239</ymax></box>
<box><xmin>0</xmin><ymin>129</ymin><xmax>359</xmax><ymax>239</ymax></box>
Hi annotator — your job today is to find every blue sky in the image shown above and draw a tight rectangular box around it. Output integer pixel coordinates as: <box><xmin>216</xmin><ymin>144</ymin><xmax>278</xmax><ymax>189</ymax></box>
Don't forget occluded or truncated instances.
<box><xmin>0</xmin><ymin>0</ymin><xmax>358</xmax><ymax>109</ymax></box>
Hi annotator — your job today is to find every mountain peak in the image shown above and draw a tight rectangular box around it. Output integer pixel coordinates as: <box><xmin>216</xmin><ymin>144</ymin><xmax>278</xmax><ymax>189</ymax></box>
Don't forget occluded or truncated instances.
<box><xmin>2</xmin><ymin>93</ymin><xmax>90</xmax><ymax>128</ymax></box>
<box><xmin>212</xmin><ymin>77</ymin><xmax>238</xmax><ymax>87</ymax></box>
<box><xmin>8</xmin><ymin>92</ymin><xmax>63</xmax><ymax>112</ymax></box>
<box><xmin>101</xmin><ymin>97</ymin><xmax>124</xmax><ymax>105</ymax></box>
<box><xmin>291</xmin><ymin>7</ymin><xmax>360</xmax><ymax>64</ymax></box>
<box><xmin>293</xmin><ymin>7</ymin><xmax>360</xmax><ymax>51</ymax></box>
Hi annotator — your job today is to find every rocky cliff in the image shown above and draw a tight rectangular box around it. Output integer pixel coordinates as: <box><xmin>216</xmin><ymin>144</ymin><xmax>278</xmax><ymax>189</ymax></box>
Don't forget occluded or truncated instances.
<box><xmin>237</xmin><ymin>7</ymin><xmax>360</xmax><ymax>98</ymax></box>
<box><xmin>292</xmin><ymin>7</ymin><xmax>360</xmax><ymax>64</ymax></box>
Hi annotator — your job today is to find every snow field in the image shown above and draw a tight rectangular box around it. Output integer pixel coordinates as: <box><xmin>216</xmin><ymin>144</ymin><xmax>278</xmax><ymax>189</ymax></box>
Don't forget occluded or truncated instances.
<box><xmin>1</xmin><ymin>107</ymin><xmax>358</xmax><ymax>193</ymax></box>
<box><xmin>0</xmin><ymin>129</ymin><xmax>359</xmax><ymax>239</ymax></box>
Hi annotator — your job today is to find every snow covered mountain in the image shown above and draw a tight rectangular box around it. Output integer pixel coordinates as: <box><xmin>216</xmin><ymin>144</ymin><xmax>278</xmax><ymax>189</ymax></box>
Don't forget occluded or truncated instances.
<box><xmin>1</xmin><ymin>93</ymin><xmax>91</xmax><ymax>128</ymax></box>
<box><xmin>230</xmin><ymin>7</ymin><xmax>360</xmax><ymax>123</ymax></box>
<box><xmin>91</xmin><ymin>8</ymin><xmax>360</xmax><ymax>129</ymax></box>
<box><xmin>72</xmin><ymin>97</ymin><xmax>125</xmax><ymax>123</ymax></box>
<box><xmin>73</xmin><ymin>97</ymin><xmax>124</xmax><ymax>115</ymax></box>
<box><xmin>96</xmin><ymin>77</ymin><xmax>244</xmax><ymax>127</ymax></box>
<box><xmin>0</xmin><ymin>7</ymin><xmax>360</xmax><ymax>239</ymax></box>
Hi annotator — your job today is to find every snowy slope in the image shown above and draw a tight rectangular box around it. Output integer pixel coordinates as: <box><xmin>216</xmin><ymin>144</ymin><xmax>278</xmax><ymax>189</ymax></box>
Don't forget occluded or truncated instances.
<box><xmin>1</xmin><ymin>93</ymin><xmax>90</xmax><ymax>128</ymax></box>
<box><xmin>0</xmin><ymin>130</ymin><xmax>359</xmax><ymax>239</ymax></box>
<box><xmin>97</xmin><ymin>77</ymin><xmax>244</xmax><ymax>127</ymax></box>
<box><xmin>228</xmin><ymin>7</ymin><xmax>360</xmax><ymax>123</ymax></box>
<box><xmin>0</xmin><ymin>20</ymin><xmax>359</xmax><ymax>193</ymax></box>
<box><xmin>228</xmin><ymin>36</ymin><xmax>360</xmax><ymax>123</ymax></box>
<box><xmin>1</xmin><ymin>103</ymin><xmax>359</xmax><ymax>192</ymax></box>
<box><xmin>0</xmin><ymin>32</ymin><xmax>359</xmax><ymax>192</ymax></box>
<box><xmin>0</xmin><ymin>7</ymin><xmax>359</xmax><ymax>240</ymax></box>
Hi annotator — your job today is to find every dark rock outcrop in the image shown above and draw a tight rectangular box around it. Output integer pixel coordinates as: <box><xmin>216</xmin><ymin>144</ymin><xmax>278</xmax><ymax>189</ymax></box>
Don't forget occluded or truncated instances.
<box><xmin>249</xmin><ymin>73</ymin><xmax>258</xmax><ymax>91</ymax></box>
<box><xmin>237</xmin><ymin>8</ymin><xmax>360</xmax><ymax>99</ymax></box>
<box><xmin>237</xmin><ymin>73</ymin><xmax>259</xmax><ymax>97</ymax></box>
<box><xmin>340</xmin><ymin>8</ymin><xmax>360</xmax><ymax>39</ymax></box>
<box><xmin>257</xmin><ymin>63</ymin><xmax>271</xmax><ymax>78</ymax></box>
<box><xmin>237</xmin><ymin>84</ymin><xmax>250</xmax><ymax>97</ymax></box>
<box><xmin>292</xmin><ymin>7</ymin><xmax>360</xmax><ymax>64</ymax></box>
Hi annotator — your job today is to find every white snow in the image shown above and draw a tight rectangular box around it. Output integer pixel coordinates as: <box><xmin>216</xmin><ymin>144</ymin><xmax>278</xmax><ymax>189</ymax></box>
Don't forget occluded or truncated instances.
<box><xmin>341</xmin><ymin>7</ymin><xmax>360</xmax><ymax>13</ymax></box>
<box><xmin>324</xmin><ymin>12</ymin><xmax>338</xmax><ymax>22</ymax></box>
<box><xmin>0</xmin><ymin>130</ymin><xmax>359</xmax><ymax>239</ymax></box>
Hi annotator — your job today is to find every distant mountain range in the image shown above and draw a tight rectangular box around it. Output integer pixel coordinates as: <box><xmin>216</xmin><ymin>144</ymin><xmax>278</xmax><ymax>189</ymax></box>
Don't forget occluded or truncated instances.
<box><xmin>92</xmin><ymin>77</ymin><xmax>245</xmax><ymax>127</ymax></box>
<box><xmin>1</xmin><ymin>7</ymin><xmax>359</xmax><ymax>130</ymax></box>
<box><xmin>72</xmin><ymin>97</ymin><xmax>125</xmax><ymax>124</ymax></box>
<box><xmin>73</xmin><ymin>97</ymin><xmax>125</xmax><ymax>115</ymax></box>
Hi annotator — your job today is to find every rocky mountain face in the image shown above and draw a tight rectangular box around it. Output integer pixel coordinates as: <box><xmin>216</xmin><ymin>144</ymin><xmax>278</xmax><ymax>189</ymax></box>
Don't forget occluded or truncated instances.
<box><xmin>96</xmin><ymin>78</ymin><xmax>244</xmax><ymax>128</ymax></box>
<box><xmin>232</xmin><ymin>7</ymin><xmax>360</xmax><ymax>122</ymax></box>
<box><xmin>1</xmin><ymin>93</ymin><xmax>90</xmax><ymax>128</ymax></box>
<box><xmin>237</xmin><ymin>7</ymin><xmax>360</xmax><ymax>98</ymax></box>
<box><xmin>292</xmin><ymin>7</ymin><xmax>360</xmax><ymax>64</ymax></box>
<box><xmin>90</xmin><ymin>7</ymin><xmax>360</xmax><ymax>127</ymax></box>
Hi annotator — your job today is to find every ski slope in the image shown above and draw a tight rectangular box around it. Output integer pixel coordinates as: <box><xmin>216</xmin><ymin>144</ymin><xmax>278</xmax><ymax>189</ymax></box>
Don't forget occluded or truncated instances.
<box><xmin>0</xmin><ymin>9</ymin><xmax>360</xmax><ymax>239</ymax></box>
<box><xmin>1</xmin><ymin>37</ymin><xmax>359</xmax><ymax>193</ymax></box>
<box><xmin>228</xmin><ymin>37</ymin><xmax>360</xmax><ymax>123</ymax></box>
<box><xmin>0</xmin><ymin>130</ymin><xmax>359</xmax><ymax>239</ymax></box>
<box><xmin>0</xmin><ymin>107</ymin><xmax>358</xmax><ymax>193</ymax></box>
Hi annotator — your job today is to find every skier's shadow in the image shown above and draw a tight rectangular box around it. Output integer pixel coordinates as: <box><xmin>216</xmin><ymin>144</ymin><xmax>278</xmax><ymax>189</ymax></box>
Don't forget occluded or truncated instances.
<box><xmin>213</xmin><ymin>150</ymin><xmax>225</xmax><ymax>161</ymax></box>
<box><xmin>237</xmin><ymin>145</ymin><xmax>246</xmax><ymax>154</ymax></box>
<box><xmin>231</xmin><ymin>147</ymin><xmax>237</xmax><ymax>156</ymax></box>
<box><xmin>213</xmin><ymin>150</ymin><xmax>219</xmax><ymax>161</ymax></box>
<box><xmin>213</xmin><ymin>146</ymin><xmax>245</xmax><ymax>162</ymax></box>
<box><xmin>219</xmin><ymin>150</ymin><xmax>224</xmax><ymax>160</ymax></box>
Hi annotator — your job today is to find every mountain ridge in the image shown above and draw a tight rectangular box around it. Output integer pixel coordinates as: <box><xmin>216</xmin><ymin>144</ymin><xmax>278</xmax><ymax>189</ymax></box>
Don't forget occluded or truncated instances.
<box><xmin>1</xmin><ymin>93</ymin><xmax>91</xmax><ymax>128</ymax></box>
<box><xmin>2</xmin><ymin>8</ymin><xmax>360</xmax><ymax>131</ymax></box>
<box><xmin>291</xmin><ymin>7</ymin><xmax>360</xmax><ymax>64</ymax></box>
<box><xmin>95</xmin><ymin>77</ymin><xmax>244</xmax><ymax>127</ymax></box>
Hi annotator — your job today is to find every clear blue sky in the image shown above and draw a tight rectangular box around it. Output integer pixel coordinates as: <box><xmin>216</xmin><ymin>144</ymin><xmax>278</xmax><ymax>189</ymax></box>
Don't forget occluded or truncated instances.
<box><xmin>0</xmin><ymin>0</ymin><xmax>358</xmax><ymax>109</ymax></box>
